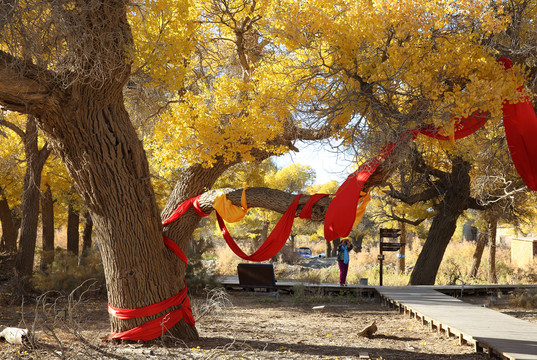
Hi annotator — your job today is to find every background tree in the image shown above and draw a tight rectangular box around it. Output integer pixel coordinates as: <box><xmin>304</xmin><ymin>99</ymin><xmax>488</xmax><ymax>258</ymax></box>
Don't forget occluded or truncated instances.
<box><xmin>39</xmin><ymin>183</ymin><xmax>54</xmax><ymax>270</ymax></box>
<box><xmin>0</xmin><ymin>112</ymin><xmax>51</xmax><ymax>275</ymax></box>
<box><xmin>0</xmin><ymin>117</ymin><xmax>24</xmax><ymax>253</ymax></box>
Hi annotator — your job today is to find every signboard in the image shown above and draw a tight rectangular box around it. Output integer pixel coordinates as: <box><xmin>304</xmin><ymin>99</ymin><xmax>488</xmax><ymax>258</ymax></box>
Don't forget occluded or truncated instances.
<box><xmin>380</xmin><ymin>228</ymin><xmax>401</xmax><ymax>238</ymax></box>
<box><xmin>378</xmin><ymin>228</ymin><xmax>404</xmax><ymax>286</ymax></box>
<box><xmin>380</xmin><ymin>242</ymin><xmax>404</xmax><ymax>252</ymax></box>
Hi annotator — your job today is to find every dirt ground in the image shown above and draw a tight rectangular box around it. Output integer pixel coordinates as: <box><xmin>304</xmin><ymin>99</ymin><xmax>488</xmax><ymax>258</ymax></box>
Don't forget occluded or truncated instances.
<box><xmin>0</xmin><ymin>287</ymin><xmax>492</xmax><ymax>360</ymax></box>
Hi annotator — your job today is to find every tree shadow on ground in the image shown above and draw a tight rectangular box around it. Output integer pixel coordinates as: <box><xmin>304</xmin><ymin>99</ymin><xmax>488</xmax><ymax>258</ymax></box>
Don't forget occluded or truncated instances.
<box><xmin>191</xmin><ymin>336</ymin><xmax>488</xmax><ymax>359</ymax></box>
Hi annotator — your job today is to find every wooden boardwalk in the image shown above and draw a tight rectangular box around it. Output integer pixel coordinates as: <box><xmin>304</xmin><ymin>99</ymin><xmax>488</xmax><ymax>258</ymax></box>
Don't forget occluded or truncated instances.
<box><xmin>376</xmin><ymin>286</ymin><xmax>537</xmax><ymax>360</ymax></box>
<box><xmin>219</xmin><ymin>275</ymin><xmax>377</xmax><ymax>297</ymax></box>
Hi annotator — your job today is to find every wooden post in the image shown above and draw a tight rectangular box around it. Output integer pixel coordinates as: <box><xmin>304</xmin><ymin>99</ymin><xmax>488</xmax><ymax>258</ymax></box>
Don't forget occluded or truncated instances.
<box><xmin>489</xmin><ymin>217</ymin><xmax>498</xmax><ymax>283</ymax></box>
<box><xmin>398</xmin><ymin>222</ymin><xmax>406</xmax><ymax>273</ymax></box>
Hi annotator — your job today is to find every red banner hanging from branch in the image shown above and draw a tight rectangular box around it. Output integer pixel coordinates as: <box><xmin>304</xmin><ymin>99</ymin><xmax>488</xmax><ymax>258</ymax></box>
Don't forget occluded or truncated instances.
<box><xmin>216</xmin><ymin>195</ymin><xmax>302</xmax><ymax>261</ymax></box>
<box><xmin>420</xmin><ymin>110</ymin><xmax>489</xmax><ymax>141</ymax></box>
<box><xmin>500</xmin><ymin>57</ymin><xmax>537</xmax><ymax>191</ymax></box>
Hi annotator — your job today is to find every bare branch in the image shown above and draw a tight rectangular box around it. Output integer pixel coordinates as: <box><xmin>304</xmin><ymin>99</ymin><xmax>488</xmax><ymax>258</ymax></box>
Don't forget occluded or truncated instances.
<box><xmin>196</xmin><ymin>187</ymin><xmax>331</xmax><ymax>221</ymax></box>
<box><xmin>466</xmin><ymin>196</ymin><xmax>487</xmax><ymax>211</ymax></box>
<box><xmin>0</xmin><ymin>116</ymin><xmax>25</xmax><ymax>138</ymax></box>
<box><xmin>384</xmin><ymin>182</ymin><xmax>440</xmax><ymax>204</ymax></box>
<box><xmin>386</xmin><ymin>211</ymin><xmax>425</xmax><ymax>226</ymax></box>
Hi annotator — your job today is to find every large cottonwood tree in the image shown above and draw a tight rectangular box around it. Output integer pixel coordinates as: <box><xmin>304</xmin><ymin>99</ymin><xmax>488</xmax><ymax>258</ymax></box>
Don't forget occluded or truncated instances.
<box><xmin>0</xmin><ymin>0</ymin><xmax>338</xmax><ymax>340</ymax></box>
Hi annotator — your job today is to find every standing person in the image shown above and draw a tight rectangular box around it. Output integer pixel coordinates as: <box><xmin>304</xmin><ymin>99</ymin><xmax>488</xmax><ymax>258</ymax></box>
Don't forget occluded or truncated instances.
<box><xmin>337</xmin><ymin>238</ymin><xmax>353</xmax><ymax>286</ymax></box>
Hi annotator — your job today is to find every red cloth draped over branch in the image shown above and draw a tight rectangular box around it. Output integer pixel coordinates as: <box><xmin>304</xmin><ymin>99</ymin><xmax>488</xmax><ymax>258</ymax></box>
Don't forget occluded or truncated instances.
<box><xmin>420</xmin><ymin>111</ymin><xmax>489</xmax><ymax>141</ymax></box>
<box><xmin>216</xmin><ymin>193</ymin><xmax>331</xmax><ymax>261</ymax></box>
<box><xmin>323</xmin><ymin>112</ymin><xmax>491</xmax><ymax>242</ymax></box>
<box><xmin>162</xmin><ymin>195</ymin><xmax>209</xmax><ymax>226</ymax></box>
<box><xmin>324</xmin><ymin>141</ymin><xmax>396</xmax><ymax>241</ymax></box>
<box><xmin>299</xmin><ymin>194</ymin><xmax>328</xmax><ymax>219</ymax></box>
<box><xmin>216</xmin><ymin>195</ymin><xmax>302</xmax><ymax>261</ymax></box>
<box><xmin>500</xmin><ymin>57</ymin><xmax>537</xmax><ymax>191</ymax></box>
<box><xmin>503</xmin><ymin>101</ymin><xmax>537</xmax><ymax>190</ymax></box>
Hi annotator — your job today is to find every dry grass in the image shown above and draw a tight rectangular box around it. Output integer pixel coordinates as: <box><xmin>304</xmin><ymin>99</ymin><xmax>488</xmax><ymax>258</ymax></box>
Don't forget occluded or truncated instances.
<box><xmin>213</xmin><ymin>238</ymin><xmax>537</xmax><ymax>286</ymax></box>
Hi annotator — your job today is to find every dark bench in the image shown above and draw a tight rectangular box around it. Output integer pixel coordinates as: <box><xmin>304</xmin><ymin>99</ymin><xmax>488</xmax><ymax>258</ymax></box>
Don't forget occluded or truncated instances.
<box><xmin>237</xmin><ymin>263</ymin><xmax>278</xmax><ymax>297</ymax></box>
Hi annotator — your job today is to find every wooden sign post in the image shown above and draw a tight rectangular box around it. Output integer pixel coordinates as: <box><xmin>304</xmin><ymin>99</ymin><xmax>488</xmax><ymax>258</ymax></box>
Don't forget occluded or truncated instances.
<box><xmin>379</xmin><ymin>228</ymin><xmax>403</xmax><ymax>286</ymax></box>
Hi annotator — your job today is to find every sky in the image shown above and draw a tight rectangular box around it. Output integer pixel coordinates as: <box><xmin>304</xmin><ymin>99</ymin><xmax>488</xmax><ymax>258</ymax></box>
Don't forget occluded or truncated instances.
<box><xmin>274</xmin><ymin>141</ymin><xmax>356</xmax><ymax>185</ymax></box>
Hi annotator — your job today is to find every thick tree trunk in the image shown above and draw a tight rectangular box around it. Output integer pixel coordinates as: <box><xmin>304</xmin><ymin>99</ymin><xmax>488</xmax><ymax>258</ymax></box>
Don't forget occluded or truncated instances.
<box><xmin>40</xmin><ymin>184</ymin><xmax>55</xmax><ymax>271</ymax></box>
<box><xmin>45</xmin><ymin>96</ymin><xmax>198</xmax><ymax>339</ymax></box>
<box><xmin>409</xmin><ymin>159</ymin><xmax>471</xmax><ymax>285</ymax></box>
<box><xmin>15</xmin><ymin>115</ymin><xmax>50</xmax><ymax>276</ymax></box>
<box><xmin>1</xmin><ymin>3</ymin><xmax>201</xmax><ymax>341</ymax></box>
<box><xmin>489</xmin><ymin>217</ymin><xmax>498</xmax><ymax>283</ymax></box>
<box><xmin>66</xmin><ymin>202</ymin><xmax>80</xmax><ymax>256</ymax></box>
<box><xmin>161</xmin><ymin>163</ymin><xmax>231</xmax><ymax>338</ymax></box>
<box><xmin>0</xmin><ymin>191</ymin><xmax>17</xmax><ymax>253</ymax></box>
<box><xmin>468</xmin><ymin>229</ymin><xmax>487</xmax><ymax>278</ymax></box>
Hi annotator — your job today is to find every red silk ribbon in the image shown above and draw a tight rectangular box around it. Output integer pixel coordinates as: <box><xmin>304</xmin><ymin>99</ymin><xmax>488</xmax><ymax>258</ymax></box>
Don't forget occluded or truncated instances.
<box><xmin>162</xmin><ymin>195</ymin><xmax>209</xmax><ymax>226</ymax></box>
<box><xmin>499</xmin><ymin>56</ymin><xmax>537</xmax><ymax>191</ymax></box>
<box><xmin>299</xmin><ymin>194</ymin><xmax>328</xmax><ymax>219</ymax></box>
<box><xmin>216</xmin><ymin>195</ymin><xmax>302</xmax><ymax>261</ymax></box>
<box><xmin>108</xmin><ymin>235</ymin><xmax>195</xmax><ymax>341</ymax></box>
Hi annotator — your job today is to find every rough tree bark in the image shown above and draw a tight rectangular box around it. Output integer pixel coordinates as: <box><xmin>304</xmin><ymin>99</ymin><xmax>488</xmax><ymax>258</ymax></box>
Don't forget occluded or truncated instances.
<box><xmin>66</xmin><ymin>202</ymin><xmax>80</xmax><ymax>256</ymax></box>
<box><xmin>15</xmin><ymin>115</ymin><xmax>51</xmax><ymax>276</ymax></box>
<box><xmin>40</xmin><ymin>184</ymin><xmax>55</xmax><ymax>271</ymax></box>
<box><xmin>0</xmin><ymin>3</ymin><xmax>201</xmax><ymax>340</ymax></box>
<box><xmin>0</xmin><ymin>189</ymin><xmax>17</xmax><ymax>253</ymax></box>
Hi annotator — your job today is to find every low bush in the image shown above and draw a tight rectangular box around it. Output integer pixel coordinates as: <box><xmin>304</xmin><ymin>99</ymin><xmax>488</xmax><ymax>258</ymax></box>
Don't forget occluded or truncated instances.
<box><xmin>32</xmin><ymin>248</ymin><xmax>105</xmax><ymax>295</ymax></box>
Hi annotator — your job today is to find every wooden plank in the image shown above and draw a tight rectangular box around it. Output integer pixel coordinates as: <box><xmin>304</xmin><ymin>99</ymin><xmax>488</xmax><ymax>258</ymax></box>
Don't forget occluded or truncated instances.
<box><xmin>377</xmin><ymin>286</ymin><xmax>537</xmax><ymax>360</ymax></box>
<box><xmin>219</xmin><ymin>275</ymin><xmax>537</xmax><ymax>301</ymax></box>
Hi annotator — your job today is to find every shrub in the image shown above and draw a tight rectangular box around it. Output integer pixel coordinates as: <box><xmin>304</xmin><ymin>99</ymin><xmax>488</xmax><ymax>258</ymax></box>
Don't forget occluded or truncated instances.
<box><xmin>32</xmin><ymin>248</ymin><xmax>105</xmax><ymax>295</ymax></box>
<box><xmin>186</xmin><ymin>237</ymin><xmax>220</xmax><ymax>294</ymax></box>
<box><xmin>509</xmin><ymin>289</ymin><xmax>537</xmax><ymax>309</ymax></box>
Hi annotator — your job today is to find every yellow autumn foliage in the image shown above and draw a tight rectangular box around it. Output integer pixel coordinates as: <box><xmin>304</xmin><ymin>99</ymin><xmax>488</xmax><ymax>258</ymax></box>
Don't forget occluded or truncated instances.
<box><xmin>123</xmin><ymin>0</ymin><xmax>537</xmax><ymax>191</ymax></box>
<box><xmin>0</xmin><ymin>116</ymin><xmax>25</xmax><ymax>208</ymax></box>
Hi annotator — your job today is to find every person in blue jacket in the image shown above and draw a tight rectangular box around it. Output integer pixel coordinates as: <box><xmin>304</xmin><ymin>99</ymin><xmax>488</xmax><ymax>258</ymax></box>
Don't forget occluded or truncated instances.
<box><xmin>337</xmin><ymin>238</ymin><xmax>353</xmax><ymax>286</ymax></box>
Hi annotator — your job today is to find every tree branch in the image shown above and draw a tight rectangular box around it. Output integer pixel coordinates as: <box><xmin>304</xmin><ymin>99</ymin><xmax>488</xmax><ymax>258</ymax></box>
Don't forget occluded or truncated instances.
<box><xmin>384</xmin><ymin>182</ymin><xmax>441</xmax><ymax>204</ymax></box>
<box><xmin>196</xmin><ymin>187</ymin><xmax>331</xmax><ymax>221</ymax></box>
<box><xmin>466</xmin><ymin>196</ymin><xmax>487</xmax><ymax>211</ymax></box>
<box><xmin>0</xmin><ymin>50</ymin><xmax>59</xmax><ymax>115</ymax></box>
<box><xmin>387</xmin><ymin>211</ymin><xmax>425</xmax><ymax>226</ymax></box>
<box><xmin>0</xmin><ymin>117</ymin><xmax>25</xmax><ymax>138</ymax></box>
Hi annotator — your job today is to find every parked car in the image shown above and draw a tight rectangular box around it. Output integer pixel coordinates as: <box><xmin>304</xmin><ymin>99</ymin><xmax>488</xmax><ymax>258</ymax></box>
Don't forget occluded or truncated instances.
<box><xmin>297</xmin><ymin>247</ymin><xmax>312</xmax><ymax>258</ymax></box>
